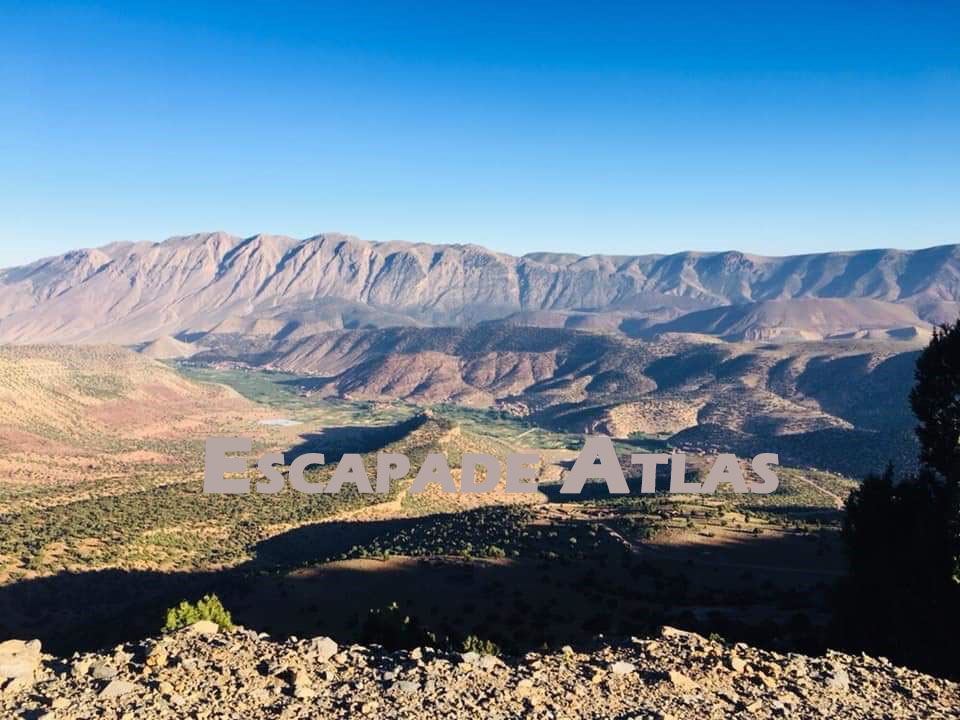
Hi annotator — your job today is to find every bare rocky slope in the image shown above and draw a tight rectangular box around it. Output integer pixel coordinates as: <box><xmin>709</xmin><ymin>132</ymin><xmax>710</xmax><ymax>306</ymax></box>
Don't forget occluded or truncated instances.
<box><xmin>2</xmin><ymin>232</ymin><xmax>959</xmax><ymax>343</ymax></box>
<box><xmin>2</xmin><ymin>623</ymin><xmax>956</xmax><ymax>719</ymax></box>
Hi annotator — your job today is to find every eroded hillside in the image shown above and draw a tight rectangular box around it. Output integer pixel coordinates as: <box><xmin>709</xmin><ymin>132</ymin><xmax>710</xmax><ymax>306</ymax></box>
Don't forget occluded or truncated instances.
<box><xmin>185</xmin><ymin>325</ymin><xmax>923</xmax><ymax>476</ymax></box>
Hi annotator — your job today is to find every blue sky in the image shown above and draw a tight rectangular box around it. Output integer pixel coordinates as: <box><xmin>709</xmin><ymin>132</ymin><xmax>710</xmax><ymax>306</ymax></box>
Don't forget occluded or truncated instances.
<box><xmin>1</xmin><ymin>1</ymin><xmax>957</xmax><ymax>267</ymax></box>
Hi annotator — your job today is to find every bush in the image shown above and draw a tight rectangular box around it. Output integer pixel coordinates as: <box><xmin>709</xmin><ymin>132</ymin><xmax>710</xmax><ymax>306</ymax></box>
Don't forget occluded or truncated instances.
<box><xmin>163</xmin><ymin>593</ymin><xmax>234</xmax><ymax>632</ymax></box>
<box><xmin>462</xmin><ymin>634</ymin><xmax>500</xmax><ymax>656</ymax></box>
<box><xmin>361</xmin><ymin>601</ymin><xmax>438</xmax><ymax>649</ymax></box>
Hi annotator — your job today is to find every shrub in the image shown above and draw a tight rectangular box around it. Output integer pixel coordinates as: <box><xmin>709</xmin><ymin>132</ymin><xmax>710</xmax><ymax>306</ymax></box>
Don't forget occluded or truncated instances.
<box><xmin>361</xmin><ymin>601</ymin><xmax>438</xmax><ymax>649</ymax></box>
<box><xmin>163</xmin><ymin>593</ymin><xmax>234</xmax><ymax>632</ymax></box>
<box><xmin>462</xmin><ymin>634</ymin><xmax>500</xmax><ymax>656</ymax></box>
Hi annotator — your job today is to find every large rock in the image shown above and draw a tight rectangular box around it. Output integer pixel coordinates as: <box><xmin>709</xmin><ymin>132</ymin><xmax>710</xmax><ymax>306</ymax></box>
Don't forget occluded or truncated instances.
<box><xmin>90</xmin><ymin>660</ymin><xmax>118</xmax><ymax>680</ymax></box>
<box><xmin>0</xmin><ymin>639</ymin><xmax>41</xmax><ymax>680</ymax></box>
<box><xmin>185</xmin><ymin>620</ymin><xmax>220</xmax><ymax>637</ymax></box>
<box><xmin>309</xmin><ymin>636</ymin><xmax>338</xmax><ymax>662</ymax></box>
<box><xmin>98</xmin><ymin>680</ymin><xmax>139</xmax><ymax>699</ymax></box>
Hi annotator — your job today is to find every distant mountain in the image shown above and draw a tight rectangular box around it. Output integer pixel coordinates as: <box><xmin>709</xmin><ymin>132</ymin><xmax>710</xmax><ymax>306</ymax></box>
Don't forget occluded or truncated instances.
<box><xmin>641</xmin><ymin>298</ymin><xmax>932</xmax><ymax>342</ymax></box>
<box><xmin>1</xmin><ymin>232</ymin><xmax>959</xmax><ymax>343</ymax></box>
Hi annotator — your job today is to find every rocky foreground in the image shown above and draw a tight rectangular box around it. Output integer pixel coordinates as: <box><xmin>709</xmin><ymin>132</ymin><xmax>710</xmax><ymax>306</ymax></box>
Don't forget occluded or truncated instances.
<box><xmin>1</xmin><ymin>624</ymin><xmax>957</xmax><ymax>719</ymax></box>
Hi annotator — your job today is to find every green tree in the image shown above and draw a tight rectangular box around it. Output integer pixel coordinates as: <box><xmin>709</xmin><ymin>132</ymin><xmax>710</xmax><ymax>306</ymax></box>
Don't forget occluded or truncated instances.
<box><xmin>910</xmin><ymin>319</ymin><xmax>960</xmax><ymax>478</ymax></box>
<box><xmin>839</xmin><ymin>320</ymin><xmax>960</xmax><ymax>678</ymax></box>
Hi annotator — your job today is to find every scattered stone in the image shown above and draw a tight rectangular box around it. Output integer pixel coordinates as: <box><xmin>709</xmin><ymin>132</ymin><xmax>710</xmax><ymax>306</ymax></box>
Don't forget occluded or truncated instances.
<box><xmin>309</xmin><ymin>636</ymin><xmax>338</xmax><ymax>662</ymax></box>
<box><xmin>90</xmin><ymin>661</ymin><xmax>118</xmax><ymax>681</ymax></box>
<box><xmin>145</xmin><ymin>646</ymin><xmax>168</xmax><ymax>668</ymax></box>
<box><xmin>185</xmin><ymin>620</ymin><xmax>219</xmax><ymax>637</ymax></box>
<box><xmin>660</xmin><ymin>626</ymin><xmax>701</xmax><ymax>642</ymax></box>
<box><xmin>98</xmin><ymin>680</ymin><xmax>139</xmax><ymax>699</ymax></box>
<box><xmin>293</xmin><ymin>684</ymin><xmax>316</xmax><ymax>700</ymax></box>
<box><xmin>755</xmin><ymin>671</ymin><xmax>777</xmax><ymax>689</ymax></box>
<box><xmin>1</xmin><ymin>628</ymin><xmax>956</xmax><ymax>719</ymax></box>
<box><xmin>478</xmin><ymin>654</ymin><xmax>501</xmax><ymax>670</ymax></box>
<box><xmin>824</xmin><ymin>665</ymin><xmax>850</xmax><ymax>692</ymax></box>
<box><xmin>289</xmin><ymin>668</ymin><xmax>314</xmax><ymax>699</ymax></box>
<box><xmin>727</xmin><ymin>654</ymin><xmax>747</xmax><ymax>673</ymax></box>
<box><xmin>667</xmin><ymin>669</ymin><xmax>697</xmax><ymax>691</ymax></box>
<box><xmin>2</xmin><ymin>676</ymin><xmax>34</xmax><ymax>696</ymax></box>
<box><xmin>0</xmin><ymin>639</ymin><xmax>41</xmax><ymax>680</ymax></box>
<box><xmin>717</xmin><ymin>689</ymin><xmax>739</xmax><ymax>705</ymax></box>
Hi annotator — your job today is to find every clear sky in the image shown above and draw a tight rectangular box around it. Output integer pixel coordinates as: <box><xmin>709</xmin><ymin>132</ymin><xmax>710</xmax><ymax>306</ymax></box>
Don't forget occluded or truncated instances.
<box><xmin>1</xmin><ymin>1</ymin><xmax>957</xmax><ymax>267</ymax></box>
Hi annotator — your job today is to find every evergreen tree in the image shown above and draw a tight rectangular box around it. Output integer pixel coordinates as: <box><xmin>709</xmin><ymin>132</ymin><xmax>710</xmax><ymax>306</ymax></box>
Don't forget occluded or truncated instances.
<box><xmin>910</xmin><ymin>318</ymin><xmax>960</xmax><ymax>479</ymax></box>
<box><xmin>840</xmin><ymin>320</ymin><xmax>960</xmax><ymax>678</ymax></box>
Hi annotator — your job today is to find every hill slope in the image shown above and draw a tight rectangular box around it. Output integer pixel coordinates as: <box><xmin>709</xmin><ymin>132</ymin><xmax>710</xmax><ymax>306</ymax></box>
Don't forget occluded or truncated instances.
<box><xmin>186</xmin><ymin>325</ymin><xmax>924</xmax><ymax>476</ymax></box>
<box><xmin>0</xmin><ymin>345</ymin><xmax>256</xmax><ymax>492</ymax></box>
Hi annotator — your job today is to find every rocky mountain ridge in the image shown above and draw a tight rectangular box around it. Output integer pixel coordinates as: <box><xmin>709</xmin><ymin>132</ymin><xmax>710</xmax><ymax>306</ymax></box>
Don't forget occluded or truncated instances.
<box><xmin>2</xmin><ymin>623</ymin><xmax>956</xmax><ymax>719</ymax></box>
<box><xmin>2</xmin><ymin>232</ymin><xmax>959</xmax><ymax>343</ymax></box>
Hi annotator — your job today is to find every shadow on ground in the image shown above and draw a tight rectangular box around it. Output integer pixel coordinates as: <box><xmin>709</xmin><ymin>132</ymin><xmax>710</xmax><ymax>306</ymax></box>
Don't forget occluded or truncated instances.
<box><xmin>285</xmin><ymin>413</ymin><xmax>427</xmax><ymax>462</ymax></box>
<box><xmin>0</xmin><ymin>504</ymin><xmax>839</xmax><ymax>660</ymax></box>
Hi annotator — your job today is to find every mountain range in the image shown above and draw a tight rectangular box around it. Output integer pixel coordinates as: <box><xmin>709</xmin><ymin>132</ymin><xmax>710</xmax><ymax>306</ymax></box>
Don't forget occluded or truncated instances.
<box><xmin>2</xmin><ymin>230</ymin><xmax>951</xmax><ymax>478</ymax></box>
<box><xmin>2</xmin><ymin>232</ymin><xmax>959</xmax><ymax>344</ymax></box>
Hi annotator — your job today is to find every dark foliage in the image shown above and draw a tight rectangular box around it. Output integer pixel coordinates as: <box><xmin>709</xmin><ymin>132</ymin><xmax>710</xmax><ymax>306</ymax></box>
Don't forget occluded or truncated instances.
<box><xmin>839</xmin><ymin>319</ymin><xmax>960</xmax><ymax>678</ymax></box>
<box><xmin>910</xmin><ymin>319</ymin><xmax>960</xmax><ymax>479</ymax></box>
<box><xmin>838</xmin><ymin>465</ymin><xmax>959</xmax><ymax>675</ymax></box>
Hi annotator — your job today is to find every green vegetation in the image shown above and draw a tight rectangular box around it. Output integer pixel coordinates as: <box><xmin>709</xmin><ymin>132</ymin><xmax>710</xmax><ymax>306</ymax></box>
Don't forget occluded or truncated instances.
<box><xmin>462</xmin><ymin>634</ymin><xmax>501</xmax><ymax>656</ymax></box>
<box><xmin>910</xmin><ymin>320</ymin><xmax>960</xmax><ymax>479</ymax></box>
<box><xmin>0</xmin><ymin>474</ymin><xmax>398</xmax><ymax>570</ymax></box>
<box><xmin>175</xmin><ymin>364</ymin><xmax>416</xmax><ymax>425</ymax></box>
<box><xmin>0</xmin><ymin>415</ymin><xmax>453</xmax><ymax>575</ymax></box>
<box><xmin>360</xmin><ymin>601</ymin><xmax>438</xmax><ymax>649</ymax></box>
<box><xmin>329</xmin><ymin>505</ymin><xmax>631</xmax><ymax>563</ymax></box>
<box><xmin>163</xmin><ymin>594</ymin><xmax>234</xmax><ymax>632</ymax></box>
<box><xmin>358</xmin><ymin>601</ymin><xmax>504</xmax><ymax>655</ymax></box>
<box><xmin>429</xmin><ymin>404</ymin><xmax>578</xmax><ymax>450</ymax></box>
<box><xmin>840</xmin><ymin>319</ymin><xmax>960</xmax><ymax>679</ymax></box>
